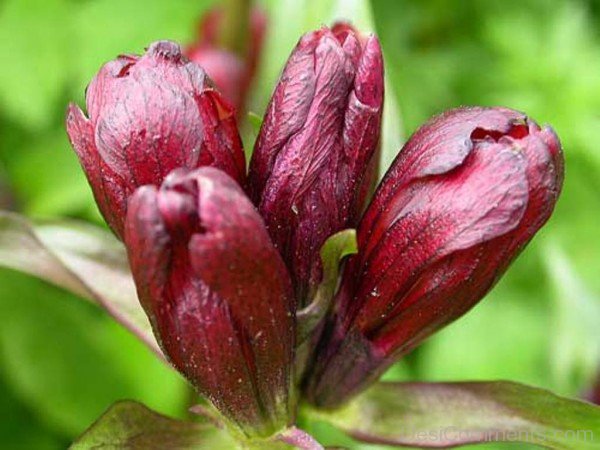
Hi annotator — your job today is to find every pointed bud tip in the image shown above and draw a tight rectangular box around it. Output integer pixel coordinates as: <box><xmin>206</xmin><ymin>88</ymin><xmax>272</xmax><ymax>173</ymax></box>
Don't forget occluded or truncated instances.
<box><xmin>146</xmin><ymin>40</ymin><xmax>185</xmax><ymax>63</ymax></box>
<box><xmin>65</xmin><ymin>102</ymin><xmax>88</xmax><ymax>133</ymax></box>
<box><xmin>354</xmin><ymin>35</ymin><xmax>384</xmax><ymax>107</ymax></box>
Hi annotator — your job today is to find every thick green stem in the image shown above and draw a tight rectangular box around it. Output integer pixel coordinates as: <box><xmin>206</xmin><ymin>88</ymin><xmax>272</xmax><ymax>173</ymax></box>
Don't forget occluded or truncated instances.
<box><xmin>218</xmin><ymin>0</ymin><xmax>251</xmax><ymax>57</ymax></box>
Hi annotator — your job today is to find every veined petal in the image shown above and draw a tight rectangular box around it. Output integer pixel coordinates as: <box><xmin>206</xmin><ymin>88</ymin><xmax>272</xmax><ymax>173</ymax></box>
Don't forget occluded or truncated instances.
<box><xmin>124</xmin><ymin>168</ymin><xmax>295</xmax><ymax>437</ymax></box>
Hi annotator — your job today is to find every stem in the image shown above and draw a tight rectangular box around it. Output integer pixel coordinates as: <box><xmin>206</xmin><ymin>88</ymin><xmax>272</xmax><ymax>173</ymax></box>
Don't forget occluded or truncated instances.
<box><xmin>218</xmin><ymin>0</ymin><xmax>251</xmax><ymax>57</ymax></box>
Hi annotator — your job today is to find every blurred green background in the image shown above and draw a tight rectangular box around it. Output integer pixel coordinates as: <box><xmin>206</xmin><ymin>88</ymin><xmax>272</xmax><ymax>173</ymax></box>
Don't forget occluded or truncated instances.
<box><xmin>0</xmin><ymin>0</ymin><xmax>599</xmax><ymax>448</ymax></box>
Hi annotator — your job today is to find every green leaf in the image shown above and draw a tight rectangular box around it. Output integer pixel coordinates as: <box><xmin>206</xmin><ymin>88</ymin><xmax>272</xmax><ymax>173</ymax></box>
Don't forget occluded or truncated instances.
<box><xmin>71</xmin><ymin>400</ymin><xmax>235</xmax><ymax>450</ymax></box>
<box><xmin>0</xmin><ymin>211</ymin><xmax>161</xmax><ymax>359</ymax></box>
<box><xmin>0</xmin><ymin>271</ymin><xmax>186</xmax><ymax>436</ymax></box>
<box><xmin>0</xmin><ymin>372</ymin><xmax>65</xmax><ymax>449</ymax></box>
<box><xmin>248</xmin><ymin>111</ymin><xmax>264</xmax><ymax>135</ymax></box>
<box><xmin>316</xmin><ymin>381</ymin><xmax>600</xmax><ymax>449</ymax></box>
<box><xmin>297</xmin><ymin>229</ymin><xmax>357</xmax><ymax>343</ymax></box>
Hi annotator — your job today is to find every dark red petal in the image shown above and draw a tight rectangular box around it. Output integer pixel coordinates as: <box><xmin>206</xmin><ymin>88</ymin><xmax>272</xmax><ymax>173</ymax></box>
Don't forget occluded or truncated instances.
<box><xmin>248</xmin><ymin>25</ymin><xmax>384</xmax><ymax>304</ymax></box>
<box><xmin>247</xmin><ymin>30</ymin><xmax>321</xmax><ymax>202</ymax></box>
<box><xmin>195</xmin><ymin>90</ymin><xmax>246</xmax><ymax>185</ymax></box>
<box><xmin>353</xmin><ymin>140</ymin><xmax>529</xmax><ymax>334</ymax></box>
<box><xmin>68</xmin><ymin>40</ymin><xmax>246</xmax><ymax>240</ymax></box>
<box><xmin>124</xmin><ymin>168</ymin><xmax>294</xmax><ymax>437</ymax></box>
<box><xmin>186</xmin><ymin>46</ymin><xmax>246</xmax><ymax>111</ymax></box>
<box><xmin>66</xmin><ymin>103</ymin><xmax>127</xmax><ymax>237</ymax></box>
<box><xmin>93</xmin><ymin>71</ymin><xmax>204</xmax><ymax>186</ymax></box>
<box><xmin>123</xmin><ymin>185</ymin><xmax>171</xmax><ymax>328</ymax></box>
<box><xmin>85</xmin><ymin>54</ymin><xmax>139</xmax><ymax>125</ymax></box>
<box><xmin>343</xmin><ymin>35</ymin><xmax>384</xmax><ymax>219</ymax></box>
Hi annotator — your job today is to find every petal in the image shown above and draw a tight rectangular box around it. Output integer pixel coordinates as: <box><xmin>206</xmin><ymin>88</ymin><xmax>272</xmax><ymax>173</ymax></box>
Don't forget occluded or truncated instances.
<box><xmin>248</xmin><ymin>26</ymin><xmax>382</xmax><ymax>304</ymax></box>
<box><xmin>66</xmin><ymin>103</ymin><xmax>128</xmax><ymax>236</ymax></box>
<box><xmin>93</xmin><ymin>71</ymin><xmax>204</xmax><ymax>185</ymax></box>
<box><xmin>125</xmin><ymin>168</ymin><xmax>295</xmax><ymax>436</ymax></box>
<box><xmin>304</xmin><ymin>107</ymin><xmax>564</xmax><ymax>408</ymax></box>
<box><xmin>247</xmin><ymin>30</ymin><xmax>321</xmax><ymax>201</ymax></box>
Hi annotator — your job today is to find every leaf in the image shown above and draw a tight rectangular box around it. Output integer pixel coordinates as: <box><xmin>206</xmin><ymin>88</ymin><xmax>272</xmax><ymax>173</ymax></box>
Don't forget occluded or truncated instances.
<box><xmin>248</xmin><ymin>111</ymin><xmax>264</xmax><ymax>134</ymax></box>
<box><xmin>70</xmin><ymin>400</ymin><xmax>235</xmax><ymax>450</ymax></box>
<box><xmin>0</xmin><ymin>211</ymin><xmax>162</xmax><ymax>359</ymax></box>
<box><xmin>0</xmin><ymin>372</ymin><xmax>65</xmax><ymax>449</ymax></box>
<box><xmin>317</xmin><ymin>381</ymin><xmax>600</xmax><ymax>449</ymax></box>
<box><xmin>0</xmin><ymin>272</ymin><xmax>186</xmax><ymax>435</ymax></box>
<box><xmin>297</xmin><ymin>229</ymin><xmax>357</xmax><ymax>343</ymax></box>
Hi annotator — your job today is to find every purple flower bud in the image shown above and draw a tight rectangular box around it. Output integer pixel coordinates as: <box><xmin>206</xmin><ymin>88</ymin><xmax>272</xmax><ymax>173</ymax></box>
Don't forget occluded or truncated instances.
<box><xmin>305</xmin><ymin>107</ymin><xmax>564</xmax><ymax>407</ymax></box>
<box><xmin>66</xmin><ymin>41</ymin><xmax>246</xmax><ymax>239</ymax></box>
<box><xmin>124</xmin><ymin>167</ymin><xmax>295</xmax><ymax>436</ymax></box>
<box><xmin>247</xmin><ymin>24</ymin><xmax>384</xmax><ymax>305</ymax></box>
<box><xmin>185</xmin><ymin>6</ymin><xmax>268</xmax><ymax>114</ymax></box>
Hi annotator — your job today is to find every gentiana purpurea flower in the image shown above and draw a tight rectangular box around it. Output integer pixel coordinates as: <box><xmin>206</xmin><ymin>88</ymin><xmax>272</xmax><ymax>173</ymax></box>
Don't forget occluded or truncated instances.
<box><xmin>124</xmin><ymin>167</ymin><xmax>295</xmax><ymax>437</ymax></box>
<box><xmin>248</xmin><ymin>24</ymin><xmax>384</xmax><ymax>305</ymax></box>
<box><xmin>303</xmin><ymin>107</ymin><xmax>564</xmax><ymax>408</ymax></box>
<box><xmin>66</xmin><ymin>21</ymin><xmax>566</xmax><ymax>442</ymax></box>
<box><xmin>186</xmin><ymin>6</ymin><xmax>267</xmax><ymax>113</ymax></box>
<box><xmin>66</xmin><ymin>41</ymin><xmax>245</xmax><ymax>240</ymax></box>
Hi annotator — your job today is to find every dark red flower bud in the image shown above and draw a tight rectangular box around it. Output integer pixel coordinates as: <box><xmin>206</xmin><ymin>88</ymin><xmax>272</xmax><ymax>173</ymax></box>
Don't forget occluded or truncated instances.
<box><xmin>186</xmin><ymin>6</ymin><xmax>267</xmax><ymax>113</ymax></box>
<box><xmin>305</xmin><ymin>107</ymin><xmax>564</xmax><ymax>407</ymax></box>
<box><xmin>124</xmin><ymin>167</ymin><xmax>295</xmax><ymax>436</ymax></box>
<box><xmin>66</xmin><ymin>41</ymin><xmax>245</xmax><ymax>239</ymax></box>
<box><xmin>248</xmin><ymin>24</ymin><xmax>384</xmax><ymax>304</ymax></box>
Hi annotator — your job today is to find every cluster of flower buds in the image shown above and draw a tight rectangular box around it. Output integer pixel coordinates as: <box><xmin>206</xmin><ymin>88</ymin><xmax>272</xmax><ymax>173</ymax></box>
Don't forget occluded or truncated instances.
<box><xmin>67</xmin><ymin>20</ymin><xmax>563</xmax><ymax>439</ymax></box>
<box><xmin>185</xmin><ymin>5</ymin><xmax>267</xmax><ymax>114</ymax></box>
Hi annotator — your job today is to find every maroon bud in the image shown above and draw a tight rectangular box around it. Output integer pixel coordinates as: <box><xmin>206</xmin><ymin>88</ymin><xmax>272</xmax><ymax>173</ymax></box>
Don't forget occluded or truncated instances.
<box><xmin>124</xmin><ymin>167</ymin><xmax>295</xmax><ymax>436</ymax></box>
<box><xmin>186</xmin><ymin>6</ymin><xmax>267</xmax><ymax>113</ymax></box>
<box><xmin>66</xmin><ymin>41</ymin><xmax>245</xmax><ymax>239</ymax></box>
<box><xmin>248</xmin><ymin>24</ymin><xmax>384</xmax><ymax>305</ymax></box>
<box><xmin>305</xmin><ymin>107</ymin><xmax>564</xmax><ymax>407</ymax></box>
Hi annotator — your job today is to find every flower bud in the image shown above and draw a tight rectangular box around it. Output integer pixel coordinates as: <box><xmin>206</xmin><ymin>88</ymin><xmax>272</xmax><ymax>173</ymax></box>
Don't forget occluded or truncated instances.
<box><xmin>124</xmin><ymin>167</ymin><xmax>295</xmax><ymax>436</ymax></box>
<box><xmin>305</xmin><ymin>107</ymin><xmax>564</xmax><ymax>407</ymax></box>
<box><xmin>186</xmin><ymin>6</ymin><xmax>267</xmax><ymax>113</ymax></box>
<box><xmin>248</xmin><ymin>24</ymin><xmax>384</xmax><ymax>304</ymax></box>
<box><xmin>66</xmin><ymin>41</ymin><xmax>245</xmax><ymax>239</ymax></box>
